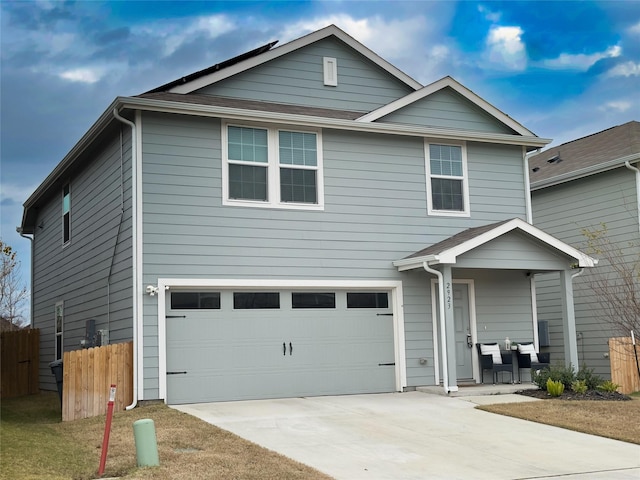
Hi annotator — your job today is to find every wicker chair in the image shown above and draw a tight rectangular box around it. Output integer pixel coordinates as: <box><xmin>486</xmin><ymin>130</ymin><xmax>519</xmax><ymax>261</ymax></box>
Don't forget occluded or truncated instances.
<box><xmin>516</xmin><ymin>342</ymin><xmax>550</xmax><ymax>383</ymax></box>
<box><xmin>477</xmin><ymin>343</ymin><xmax>513</xmax><ymax>384</ymax></box>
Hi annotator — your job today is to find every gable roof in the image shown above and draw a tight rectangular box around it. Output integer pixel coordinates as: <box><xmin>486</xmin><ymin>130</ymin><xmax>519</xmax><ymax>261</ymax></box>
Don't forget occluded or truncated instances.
<box><xmin>357</xmin><ymin>76</ymin><xmax>537</xmax><ymax>138</ymax></box>
<box><xmin>393</xmin><ymin>217</ymin><xmax>597</xmax><ymax>270</ymax></box>
<box><xmin>163</xmin><ymin>24</ymin><xmax>423</xmax><ymax>94</ymax></box>
<box><xmin>529</xmin><ymin>121</ymin><xmax>640</xmax><ymax>190</ymax></box>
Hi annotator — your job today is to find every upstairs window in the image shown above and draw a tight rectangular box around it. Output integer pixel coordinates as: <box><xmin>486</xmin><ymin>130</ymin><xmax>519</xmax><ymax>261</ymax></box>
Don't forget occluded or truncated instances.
<box><xmin>425</xmin><ymin>142</ymin><xmax>469</xmax><ymax>216</ymax></box>
<box><xmin>223</xmin><ymin>123</ymin><xmax>324</xmax><ymax>210</ymax></box>
<box><xmin>62</xmin><ymin>183</ymin><xmax>71</xmax><ymax>244</ymax></box>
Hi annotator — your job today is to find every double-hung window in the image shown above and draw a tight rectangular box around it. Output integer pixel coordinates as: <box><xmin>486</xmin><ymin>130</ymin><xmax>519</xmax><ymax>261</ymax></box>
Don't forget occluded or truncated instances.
<box><xmin>62</xmin><ymin>183</ymin><xmax>71</xmax><ymax>244</ymax></box>
<box><xmin>223</xmin><ymin>123</ymin><xmax>323</xmax><ymax>209</ymax></box>
<box><xmin>425</xmin><ymin>142</ymin><xmax>469</xmax><ymax>216</ymax></box>
<box><xmin>54</xmin><ymin>302</ymin><xmax>63</xmax><ymax>361</ymax></box>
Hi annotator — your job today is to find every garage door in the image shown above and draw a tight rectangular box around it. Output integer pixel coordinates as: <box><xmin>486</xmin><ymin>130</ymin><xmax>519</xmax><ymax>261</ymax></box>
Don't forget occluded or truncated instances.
<box><xmin>166</xmin><ymin>289</ymin><xmax>396</xmax><ymax>404</ymax></box>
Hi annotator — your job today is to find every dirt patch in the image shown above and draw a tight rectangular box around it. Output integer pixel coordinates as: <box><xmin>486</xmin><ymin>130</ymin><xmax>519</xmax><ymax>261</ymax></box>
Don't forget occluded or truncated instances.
<box><xmin>517</xmin><ymin>388</ymin><xmax>631</xmax><ymax>401</ymax></box>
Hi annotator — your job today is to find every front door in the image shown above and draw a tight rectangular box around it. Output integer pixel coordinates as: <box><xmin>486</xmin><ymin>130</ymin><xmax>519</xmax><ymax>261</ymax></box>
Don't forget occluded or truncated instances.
<box><xmin>453</xmin><ymin>284</ymin><xmax>473</xmax><ymax>379</ymax></box>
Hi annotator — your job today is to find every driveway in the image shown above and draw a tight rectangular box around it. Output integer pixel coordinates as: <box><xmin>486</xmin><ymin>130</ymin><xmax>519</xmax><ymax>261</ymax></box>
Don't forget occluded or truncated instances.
<box><xmin>172</xmin><ymin>392</ymin><xmax>640</xmax><ymax>480</ymax></box>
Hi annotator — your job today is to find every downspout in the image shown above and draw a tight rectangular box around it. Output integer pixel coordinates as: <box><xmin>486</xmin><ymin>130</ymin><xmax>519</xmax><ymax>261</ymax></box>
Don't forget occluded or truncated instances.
<box><xmin>625</xmin><ymin>161</ymin><xmax>640</xmax><ymax>235</ymax></box>
<box><xmin>423</xmin><ymin>261</ymin><xmax>450</xmax><ymax>394</ymax></box>
<box><xmin>113</xmin><ymin>108</ymin><xmax>139</xmax><ymax>410</ymax></box>
<box><xmin>16</xmin><ymin>228</ymin><xmax>33</xmax><ymax>327</ymax></box>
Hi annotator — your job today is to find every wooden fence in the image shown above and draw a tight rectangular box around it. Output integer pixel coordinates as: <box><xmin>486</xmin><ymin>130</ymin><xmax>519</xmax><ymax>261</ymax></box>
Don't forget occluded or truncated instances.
<box><xmin>62</xmin><ymin>342</ymin><xmax>133</xmax><ymax>422</ymax></box>
<box><xmin>609</xmin><ymin>337</ymin><xmax>640</xmax><ymax>394</ymax></box>
<box><xmin>0</xmin><ymin>329</ymin><xmax>40</xmax><ymax>398</ymax></box>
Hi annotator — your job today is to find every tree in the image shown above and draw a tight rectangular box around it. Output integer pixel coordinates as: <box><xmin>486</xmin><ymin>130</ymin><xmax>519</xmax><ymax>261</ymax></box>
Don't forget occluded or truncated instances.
<box><xmin>0</xmin><ymin>240</ymin><xmax>29</xmax><ymax>329</ymax></box>
<box><xmin>581</xmin><ymin>224</ymin><xmax>640</xmax><ymax>337</ymax></box>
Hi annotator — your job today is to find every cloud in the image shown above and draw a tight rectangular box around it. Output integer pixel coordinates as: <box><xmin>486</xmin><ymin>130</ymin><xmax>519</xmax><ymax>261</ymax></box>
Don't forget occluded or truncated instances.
<box><xmin>604</xmin><ymin>61</ymin><xmax>640</xmax><ymax>78</ymax></box>
<box><xmin>599</xmin><ymin>100</ymin><xmax>632</xmax><ymax>113</ymax></box>
<box><xmin>477</xmin><ymin>4</ymin><xmax>501</xmax><ymax>23</ymax></box>
<box><xmin>59</xmin><ymin>67</ymin><xmax>104</xmax><ymax>84</ymax></box>
<box><xmin>484</xmin><ymin>26</ymin><xmax>527</xmax><ymax>71</ymax></box>
<box><xmin>541</xmin><ymin>45</ymin><xmax>621</xmax><ymax>71</ymax></box>
<box><xmin>629</xmin><ymin>21</ymin><xmax>640</xmax><ymax>36</ymax></box>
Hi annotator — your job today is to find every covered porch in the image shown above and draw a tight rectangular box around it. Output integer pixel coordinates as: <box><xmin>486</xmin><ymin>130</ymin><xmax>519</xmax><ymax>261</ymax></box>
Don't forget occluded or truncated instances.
<box><xmin>393</xmin><ymin>218</ymin><xmax>597</xmax><ymax>394</ymax></box>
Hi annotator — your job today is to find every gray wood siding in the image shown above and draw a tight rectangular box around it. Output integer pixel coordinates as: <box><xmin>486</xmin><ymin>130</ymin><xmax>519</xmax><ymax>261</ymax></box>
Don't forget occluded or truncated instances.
<box><xmin>532</xmin><ymin>168</ymin><xmax>639</xmax><ymax>377</ymax></box>
<box><xmin>195</xmin><ymin>37</ymin><xmax>414</xmax><ymax>112</ymax></box>
<box><xmin>379</xmin><ymin>88</ymin><xmax>516</xmax><ymax>134</ymax></box>
<box><xmin>31</xmin><ymin>129</ymin><xmax>134</xmax><ymax>390</ymax></box>
<box><xmin>140</xmin><ymin>111</ymin><xmax>531</xmax><ymax>398</ymax></box>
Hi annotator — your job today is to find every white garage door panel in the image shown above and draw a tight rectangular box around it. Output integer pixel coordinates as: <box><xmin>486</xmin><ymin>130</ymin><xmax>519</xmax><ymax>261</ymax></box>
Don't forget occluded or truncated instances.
<box><xmin>166</xmin><ymin>289</ymin><xmax>395</xmax><ymax>404</ymax></box>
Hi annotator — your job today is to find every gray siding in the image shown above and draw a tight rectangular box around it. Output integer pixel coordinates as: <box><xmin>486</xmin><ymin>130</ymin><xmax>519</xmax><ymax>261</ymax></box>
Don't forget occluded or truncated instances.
<box><xmin>379</xmin><ymin>88</ymin><xmax>516</xmax><ymax>134</ymax></box>
<box><xmin>32</xmin><ymin>128</ymin><xmax>134</xmax><ymax>390</ymax></box>
<box><xmin>140</xmin><ymin>111</ymin><xmax>531</xmax><ymax>398</ymax></box>
<box><xmin>532</xmin><ymin>167</ymin><xmax>639</xmax><ymax>377</ymax></box>
<box><xmin>196</xmin><ymin>37</ymin><xmax>414</xmax><ymax>112</ymax></box>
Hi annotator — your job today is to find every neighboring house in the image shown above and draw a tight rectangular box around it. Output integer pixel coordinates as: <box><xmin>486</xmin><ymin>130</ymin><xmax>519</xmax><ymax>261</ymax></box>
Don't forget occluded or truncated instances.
<box><xmin>19</xmin><ymin>25</ymin><xmax>596</xmax><ymax>405</ymax></box>
<box><xmin>530</xmin><ymin>121</ymin><xmax>640</xmax><ymax>379</ymax></box>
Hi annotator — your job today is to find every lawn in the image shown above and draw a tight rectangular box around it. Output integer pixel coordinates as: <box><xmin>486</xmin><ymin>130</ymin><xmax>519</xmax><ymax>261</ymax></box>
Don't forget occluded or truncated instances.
<box><xmin>0</xmin><ymin>392</ymin><xmax>333</xmax><ymax>480</ymax></box>
<box><xmin>478</xmin><ymin>393</ymin><xmax>640</xmax><ymax>445</ymax></box>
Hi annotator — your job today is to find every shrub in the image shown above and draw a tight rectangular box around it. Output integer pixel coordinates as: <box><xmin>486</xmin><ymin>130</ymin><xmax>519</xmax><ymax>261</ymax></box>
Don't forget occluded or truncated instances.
<box><xmin>571</xmin><ymin>380</ymin><xmax>588</xmax><ymax>394</ymax></box>
<box><xmin>575</xmin><ymin>364</ymin><xmax>603</xmax><ymax>390</ymax></box>
<box><xmin>533</xmin><ymin>363</ymin><xmax>576</xmax><ymax>390</ymax></box>
<box><xmin>597</xmin><ymin>380</ymin><xmax>620</xmax><ymax>393</ymax></box>
<box><xmin>547</xmin><ymin>378</ymin><xmax>565</xmax><ymax>397</ymax></box>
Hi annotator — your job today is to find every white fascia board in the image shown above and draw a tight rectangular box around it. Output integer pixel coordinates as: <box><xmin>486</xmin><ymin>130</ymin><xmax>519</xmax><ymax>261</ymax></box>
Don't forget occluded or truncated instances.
<box><xmin>531</xmin><ymin>153</ymin><xmax>640</xmax><ymax>190</ymax></box>
<box><xmin>357</xmin><ymin>76</ymin><xmax>539</xmax><ymax>139</ymax></box>
<box><xmin>119</xmin><ymin>97</ymin><xmax>551</xmax><ymax>149</ymax></box>
<box><xmin>169</xmin><ymin>25</ymin><xmax>422</xmax><ymax>94</ymax></box>
<box><xmin>392</xmin><ymin>255</ymin><xmax>440</xmax><ymax>271</ymax></box>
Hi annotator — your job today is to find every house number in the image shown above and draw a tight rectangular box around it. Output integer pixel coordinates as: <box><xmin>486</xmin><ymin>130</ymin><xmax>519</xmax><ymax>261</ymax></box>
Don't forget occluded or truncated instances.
<box><xmin>446</xmin><ymin>282</ymin><xmax>452</xmax><ymax>310</ymax></box>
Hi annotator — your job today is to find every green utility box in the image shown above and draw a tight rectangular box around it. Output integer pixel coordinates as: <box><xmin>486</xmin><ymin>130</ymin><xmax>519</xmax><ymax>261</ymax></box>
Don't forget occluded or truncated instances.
<box><xmin>133</xmin><ymin>418</ymin><xmax>160</xmax><ymax>467</ymax></box>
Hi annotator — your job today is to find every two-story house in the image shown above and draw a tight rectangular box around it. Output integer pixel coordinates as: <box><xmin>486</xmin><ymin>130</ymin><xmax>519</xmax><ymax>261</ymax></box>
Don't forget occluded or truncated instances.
<box><xmin>20</xmin><ymin>25</ymin><xmax>596</xmax><ymax>405</ymax></box>
<box><xmin>530</xmin><ymin>121</ymin><xmax>640</xmax><ymax>379</ymax></box>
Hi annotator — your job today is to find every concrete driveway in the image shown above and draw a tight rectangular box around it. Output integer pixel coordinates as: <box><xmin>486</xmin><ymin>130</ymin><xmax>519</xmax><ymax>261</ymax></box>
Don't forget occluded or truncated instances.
<box><xmin>172</xmin><ymin>392</ymin><xmax>640</xmax><ymax>480</ymax></box>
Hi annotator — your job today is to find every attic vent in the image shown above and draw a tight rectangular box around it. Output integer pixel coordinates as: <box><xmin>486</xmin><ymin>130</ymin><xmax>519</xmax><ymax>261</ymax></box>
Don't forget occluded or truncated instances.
<box><xmin>323</xmin><ymin>57</ymin><xmax>338</xmax><ymax>86</ymax></box>
<box><xmin>546</xmin><ymin>155</ymin><xmax>561</xmax><ymax>164</ymax></box>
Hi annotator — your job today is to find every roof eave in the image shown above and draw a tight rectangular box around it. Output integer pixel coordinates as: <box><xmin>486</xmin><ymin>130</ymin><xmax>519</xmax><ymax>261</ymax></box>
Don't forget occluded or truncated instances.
<box><xmin>531</xmin><ymin>153</ymin><xmax>640</xmax><ymax>190</ymax></box>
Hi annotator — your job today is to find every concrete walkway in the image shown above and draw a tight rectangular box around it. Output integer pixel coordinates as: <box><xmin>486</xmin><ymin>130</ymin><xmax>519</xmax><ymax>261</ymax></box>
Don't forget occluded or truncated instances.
<box><xmin>172</xmin><ymin>391</ymin><xmax>640</xmax><ymax>480</ymax></box>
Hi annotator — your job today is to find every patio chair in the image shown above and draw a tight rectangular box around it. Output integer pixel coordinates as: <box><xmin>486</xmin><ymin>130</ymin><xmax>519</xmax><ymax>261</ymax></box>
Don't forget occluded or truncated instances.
<box><xmin>477</xmin><ymin>343</ymin><xmax>513</xmax><ymax>384</ymax></box>
<box><xmin>516</xmin><ymin>342</ymin><xmax>550</xmax><ymax>382</ymax></box>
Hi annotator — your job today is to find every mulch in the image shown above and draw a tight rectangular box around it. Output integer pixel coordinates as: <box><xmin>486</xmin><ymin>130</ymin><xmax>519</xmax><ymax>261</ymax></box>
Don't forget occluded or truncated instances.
<box><xmin>517</xmin><ymin>388</ymin><xmax>631</xmax><ymax>401</ymax></box>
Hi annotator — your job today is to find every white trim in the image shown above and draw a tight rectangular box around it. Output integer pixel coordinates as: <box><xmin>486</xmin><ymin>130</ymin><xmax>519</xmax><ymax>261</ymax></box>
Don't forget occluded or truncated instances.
<box><xmin>430</xmin><ymin>279</ymin><xmax>477</xmax><ymax>385</ymax></box>
<box><xmin>530</xmin><ymin>277</ymin><xmax>539</xmax><ymax>350</ymax></box>
<box><xmin>425</xmin><ymin>140</ymin><xmax>470</xmax><ymax>217</ymax></box>
<box><xmin>357</xmin><ymin>76</ymin><xmax>537</xmax><ymax>138</ymax></box>
<box><xmin>323</xmin><ymin>57</ymin><xmax>338</xmax><ymax>86</ymax></box>
<box><xmin>221</xmin><ymin>121</ymin><xmax>325</xmax><ymax>210</ymax></box>
<box><xmin>118</xmin><ymin>97</ymin><xmax>551</xmax><ymax>149</ymax></box>
<box><xmin>393</xmin><ymin>217</ymin><xmax>598</xmax><ymax>270</ymax></box>
<box><xmin>523</xmin><ymin>145</ymin><xmax>533</xmax><ymax>223</ymax></box>
<box><xmin>169</xmin><ymin>25</ymin><xmax>422</xmax><ymax>94</ymax></box>
<box><xmin>157</xmin><ymin>278</ymin><xmax>406</xmax><ymax>402</ymax></box>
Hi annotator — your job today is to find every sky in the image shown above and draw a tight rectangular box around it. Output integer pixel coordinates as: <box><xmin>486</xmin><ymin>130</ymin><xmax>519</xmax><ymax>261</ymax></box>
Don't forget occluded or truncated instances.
<box><xmin>1</xmin><ymin>0</ymin><xmax>639</xmax><ymax>321</ymax></box>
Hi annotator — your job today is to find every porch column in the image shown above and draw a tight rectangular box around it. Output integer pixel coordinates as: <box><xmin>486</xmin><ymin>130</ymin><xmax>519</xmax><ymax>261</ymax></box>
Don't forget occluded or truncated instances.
<box><xmin>442</xmin><ymin>265</ymin><xmax>458</xmax><ymax>391</ymax></box>
<box><xmin>559</xmin><ymin>269</ymin><xmax>579</xmax><ymax>370</ymax></box>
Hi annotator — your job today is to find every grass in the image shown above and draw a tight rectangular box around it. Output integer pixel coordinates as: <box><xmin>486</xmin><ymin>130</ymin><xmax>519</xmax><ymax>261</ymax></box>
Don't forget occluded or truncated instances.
<box><xmin>478</xmin><ymin>393</ymin><xmax>640</xmax><ymax>445</ymax></box>
<box><xmin>0</xmin><ymin>392</ymin><xmax>333</xmax><ymax>480</ymax></box>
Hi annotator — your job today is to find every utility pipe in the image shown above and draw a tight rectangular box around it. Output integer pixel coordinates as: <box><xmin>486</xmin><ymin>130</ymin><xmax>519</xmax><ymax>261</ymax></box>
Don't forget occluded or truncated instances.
<box><xmin>423</xmin><ymin>261</ymin><xmax>450</xmax><ymax>394</ymax></box>
<box><xmin>16</xmin><ymin>227</ymin><xmax>34</xmax><ymax>327</ymax></box>
<box><xmin>112</xmin><ymin>108</ymin><xmax>139</xmax><ymax>410</ymax></box>
<box><xmin>625</xmin><ymin>161</ymin><xmax>640</xmax><ymax>235</ymax></box>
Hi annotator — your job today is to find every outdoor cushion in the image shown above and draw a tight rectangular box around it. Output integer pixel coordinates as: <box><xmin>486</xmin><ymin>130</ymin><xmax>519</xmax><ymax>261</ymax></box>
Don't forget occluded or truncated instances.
<box><xmin>480</xmin><ymin>343</ymin><xmax>502</xmax><ymax>364</ymax></box>
<box><xmin>518</xmin><ymin>343</ymin><xmax>539</xmax><ymax>363</ymax></box>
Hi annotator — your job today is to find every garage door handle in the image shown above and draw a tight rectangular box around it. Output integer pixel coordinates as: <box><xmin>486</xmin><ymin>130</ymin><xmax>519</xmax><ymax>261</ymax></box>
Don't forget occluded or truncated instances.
<box><xmin>289</xmin><ymin>342</ymin><xmax>293</xmax><ymax>355</ymax></box>
<box><xmin>378</xmin><ymin>363</ymin><xmax>395</xmax><ymax>366</ymax></box>
<box><xmin>283</xmin><ymin>342</ymin><xmax>286</xmax><ymax>356</ymax></box>
<box><xmin>167</xmin><ymin>371</ymin><xmax>187</xmax><ymax>375</ymax></box>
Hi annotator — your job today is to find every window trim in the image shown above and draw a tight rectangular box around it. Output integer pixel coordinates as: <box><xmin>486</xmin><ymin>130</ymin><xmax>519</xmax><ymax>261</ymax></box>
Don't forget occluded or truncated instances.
<box><xmin>424</xmin><ymin>140</ymin><xmax>470</xmax><ymax>217</ymax></box>
<box><xmin>54</xmin><ymin>301</ymin><xmax>64</xmax><ymax>361</ymax></box>
<box><xmin>222</xmin><ymin>121</ymin><xmax>325</xmax><ymax>210</ymax></box>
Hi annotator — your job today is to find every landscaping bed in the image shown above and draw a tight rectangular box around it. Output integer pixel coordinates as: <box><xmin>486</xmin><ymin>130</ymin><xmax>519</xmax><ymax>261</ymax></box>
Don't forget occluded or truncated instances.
<box><xmin>517</xmin><ymin>388</ymin><xmax>630</xmax><ymax>401</ymax></box>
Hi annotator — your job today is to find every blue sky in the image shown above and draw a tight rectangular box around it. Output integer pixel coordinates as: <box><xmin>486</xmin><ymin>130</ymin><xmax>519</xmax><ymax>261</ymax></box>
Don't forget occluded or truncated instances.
<box><xmin>1</xmin><ymin>0</ymin><xmax>639</xmax><ymax>319</ymax></box>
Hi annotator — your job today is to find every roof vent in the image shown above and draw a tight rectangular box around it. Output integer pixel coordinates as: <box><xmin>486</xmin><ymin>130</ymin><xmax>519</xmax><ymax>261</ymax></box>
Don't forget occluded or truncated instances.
<box><xmin>546</xmin><ymin>155</ymin><xmax>561</xmax><ymax>164</ymax></box>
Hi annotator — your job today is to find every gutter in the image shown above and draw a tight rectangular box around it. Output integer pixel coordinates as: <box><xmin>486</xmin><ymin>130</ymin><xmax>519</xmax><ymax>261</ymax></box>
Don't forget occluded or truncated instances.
<box><xmin>625</xmin><ymin>161</ymin><xmax>640</xmax><ymax>235</ymax></box>
<box><xmin>112</xmin><ymin>108</ymin><xmax>140</xmax><ymax>410</ymax></box>
<box><xmin>422</xmin><ymin>261</ymin><xmax>450</xmax><ymax>394</ymax></box>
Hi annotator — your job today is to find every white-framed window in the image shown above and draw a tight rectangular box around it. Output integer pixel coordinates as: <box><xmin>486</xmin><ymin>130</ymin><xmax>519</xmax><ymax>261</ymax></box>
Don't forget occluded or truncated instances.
<box><xmin>425</xmin><ymin>141</ymin><xmax>470</xmax><ymax>216</ymax></box>
<box><xmin>54</xmin><ymin>302</ymin><xmax>63</xmax><ymax>361</ymax></box>
<box><xmin>222</xmin><ymin>122</ymin><xmax>324</xmax><ymax>210</ymax></box>
<box><xmin>62</xmin><ymin>183</ymin><xmax>71</xmax><ymax>245</ymax></box>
